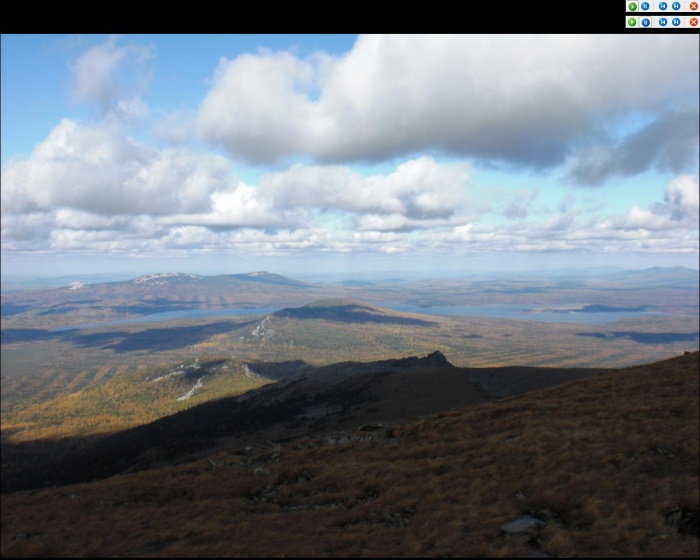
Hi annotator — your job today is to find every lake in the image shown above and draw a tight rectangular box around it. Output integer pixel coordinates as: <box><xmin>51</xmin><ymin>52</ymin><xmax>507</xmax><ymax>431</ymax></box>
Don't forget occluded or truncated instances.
<box><xmin>50</xmin><ymin>307</ymin><xmax>281</xmax><ymax>332</ymax></box>
<box><xmin>379</xmin><ymin>303</ymin><xmax>670</xmax><ymax>324</ymax></box>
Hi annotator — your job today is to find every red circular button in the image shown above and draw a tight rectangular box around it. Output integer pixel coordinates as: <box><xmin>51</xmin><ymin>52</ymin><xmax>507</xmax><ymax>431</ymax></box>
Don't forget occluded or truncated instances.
<box><xmin>690</xmin><ymin>1</ymin><xmax>698</xmax><ymax>10</ymax></box>
<box><xmin>691</xmin><ymin>17</ymin><xmax>699</xmax><ymax>25</ymax></box>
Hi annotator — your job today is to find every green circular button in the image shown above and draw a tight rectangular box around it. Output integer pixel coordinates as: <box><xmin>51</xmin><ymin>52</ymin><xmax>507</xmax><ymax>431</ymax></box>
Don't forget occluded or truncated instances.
<box><xmin>629</xmin><ymin>2</ymin><xmax>638</xmax><ymax>10</ymax></box>
<box><xmin>628</xmin><ymin>17</ymin><xmax>637</xmax><ymax>25</ymax></box>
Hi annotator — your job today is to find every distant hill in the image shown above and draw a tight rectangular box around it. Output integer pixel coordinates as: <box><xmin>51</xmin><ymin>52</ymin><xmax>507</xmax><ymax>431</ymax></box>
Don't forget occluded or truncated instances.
<box><xmin>274</xmin><ymin>298</ymin><xmax>436</xmax><ymax>326</ymax></box>
<box><xmin>227</xmin><ymin>271</ymin><xmax>309</xmax><ymax>287</ymax></box>
<box><xmin>0</xmin><ymin>271</ymin><xmax>325</xmax><ymax>330</ymax></box>
<box><xmin>607</xmin><ymin>266</ymin><xmax>699</xmax><ymax>287</ymax></box>
<box><xmin>2</xmin><ymin>351</ymin><xmax>697</xmax><ymax>558</ymax></box>
<box><xmin>131</xmin><ymin>272</ymin><xmax>203</xmax><ymax>285</ymax></box>
<box><xmin>120</xmin><ymin>271</ymin><xmax>306</xmax><ymax>287</ymax></box>
<box><xmin>335</xmin><ymin>279</ymin><xmax>376</xmax><ymax>287</ymax></box>
<box><xmin>128</xmin><ymin>271</ymin><xmax>310</xmax><ymax>289</ymax></box>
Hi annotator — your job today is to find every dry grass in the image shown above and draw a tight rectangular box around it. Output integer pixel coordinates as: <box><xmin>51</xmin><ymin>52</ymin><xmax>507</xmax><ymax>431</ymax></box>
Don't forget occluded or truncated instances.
<box><xmin>1</xmin><ymin>351</ymin><xmax>698</xmax><ymax>557</ymax></box>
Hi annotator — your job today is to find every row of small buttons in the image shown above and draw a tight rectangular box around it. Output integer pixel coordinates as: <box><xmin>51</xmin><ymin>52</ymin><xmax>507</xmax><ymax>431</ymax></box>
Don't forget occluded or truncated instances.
<box><xmin>626</xmin><ymin>14</ymin><xmax>699</xmax><ymax>25</ymax></box>
<box><xmin>627</xmin><ymin>1</ymin><xmax>699</xmax><ymax>10</ymax></box>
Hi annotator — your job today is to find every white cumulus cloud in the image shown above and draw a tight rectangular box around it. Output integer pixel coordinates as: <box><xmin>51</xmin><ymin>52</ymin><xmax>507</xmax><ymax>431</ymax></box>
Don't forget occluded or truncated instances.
<box><xmin>610</xmin><ymin>175</ymin><xmax>699</xmax><ymax>232</ymax></box>
<box><xmin>260</xmin><ymin>156</ymin><xmax>470</xmax><ymax>220</ymax></box>
<box><xmin>1</xmin><ymin>118</ymin><xmax>235</xmax><ymax>217</ymax></box>
<box><xmin>196</xmin><ymin>34</ymin><xmax>699</xmax><ymax>180</ymax></box>
<box><xmin>71</xmin><ymin>35</ymin><xmax>155</xmax><ymax>114</ymax></box>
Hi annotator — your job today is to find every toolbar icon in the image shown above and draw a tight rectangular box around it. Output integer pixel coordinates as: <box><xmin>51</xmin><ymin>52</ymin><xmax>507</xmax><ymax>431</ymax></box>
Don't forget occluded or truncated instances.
<box><xmin>659</xmin><ymin>16</ymin><xmax>668</xmax><ymax>24</ymax></box>
<box><xmin>641</xmin><ymin>1</ymin><xmax>650</xmax><ymax>7</ymax></box>
<box><xmin>690</xmin><ymin>1</ymin><xmax>698</xmax><ymax>10</ymax></box>
<box><xmin>629</xmin><ymin>2</ymin><xmax>638</xmax><ymax>10</ymax></box>
<box><xmin>642</xmin><ymin>17</ymin><xmax>652</xmax><ymax>25</ymax></box>
<box><xmin>690</xmin><ymin>16</ymin><xmax>699</xmax><ymax>25</ymax></box>
<box><xmin>672</xmin><ymin>16</ymin><xmax>682</xmax><ymax>24</ymax></box>
<box><xmin>659</xmin><ymin>1</ymin><xmax>667</xmax><ymax>9</ymax></box>
<box><xmin>672</xmin><ymin>1</ymin><xmax>680</xmax><ymax>9</ymax></box>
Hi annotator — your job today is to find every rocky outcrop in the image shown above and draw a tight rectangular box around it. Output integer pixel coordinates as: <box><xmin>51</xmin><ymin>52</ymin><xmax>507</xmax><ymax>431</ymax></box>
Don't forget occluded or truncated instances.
<box><xmin>378</xmin><ymin>351</ymin><xmax>453</xmax><ymax>369</ymax></box>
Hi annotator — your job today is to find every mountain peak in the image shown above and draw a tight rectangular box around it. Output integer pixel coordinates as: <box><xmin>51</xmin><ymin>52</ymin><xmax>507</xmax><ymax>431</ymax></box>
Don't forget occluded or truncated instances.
<box><xmin>132</xmin><ymin>273</ymin><xmax>202</xmax><ymax>285</ymax></box>
<box><xmin>423</xmin><ymin>351</ymin><xmax>451</xmax><ymax>367</ymax></box>
<box><xmin>388</xmin><ymin>351</ymin><xmax>453</xmax><ymax>369</ymax></box>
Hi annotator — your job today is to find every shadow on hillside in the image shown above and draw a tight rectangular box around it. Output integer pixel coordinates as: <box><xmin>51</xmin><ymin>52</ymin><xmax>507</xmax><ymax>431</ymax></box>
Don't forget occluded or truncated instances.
<box><xmin>245</xmin><ymin>360</ymin><xmax>313</xmax><ymax>380</ymax></box>
<box><xmin>1</xmin><ymin>431</ymin><xmax>114</xmax><ymax>494</ymax></box>
<box><xmin>38</xmin><ymin>306</ymin><xmax>80</xmax><ymax>315</ymax></box>
<box><xmin>0</xmin><ymin>304</ymin><xmax>37</xmax><ymax>316</ymax></box>
<box><xmin>6</xmin><ymin>352</ymin><xmax>695</xmax><ymax>495</ymax></box>
<box><xmin>62</xmin><ymin>321</ymin><xmax>253</xmax><ymax>352</ymax></box>
<box><xmin>1</xmin><ymin>377</ymin><xmax>369</xmax><ymax>493</ymax></box>
<box><xmin>2</xmin><ymin>322</ymin><xmax>253</xmax><ymax>351</ymax></box>
<box><xmin>577</xmin><ymin>331</ymin><xmax>699</xmax><ymax>345</ymax></box>
<box><xmin>279</xmin><ymin>305</ymin><xmax>436</xmax><ymax>326</ymax></box>
<box><xmin>1</xmin><ymin>329</ymin><xmax>56</xmax><ymax>343</ymax></box>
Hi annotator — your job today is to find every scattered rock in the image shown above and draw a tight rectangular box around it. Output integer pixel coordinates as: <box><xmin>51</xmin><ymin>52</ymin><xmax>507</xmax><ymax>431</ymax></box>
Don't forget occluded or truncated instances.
<box><xmin>358</xmin><ymin>423</ymin><xmax>384</xmax><ymax>432</ymax></box>
<box><xmin>324</xmin><ymin>433</ymin><xmax>363</xmax><ymax>445</ymax></box>
<box><xmin>253</xmin><ymin>466</ymin><xmax>272</xmax><ymax>477</ymax></box>
<box><xmin>500</xmin><ymin>515</ymin><xmax>546</xmax><ymax>534</ymax></box>
<box><xmin>246</xmin><ymin>440</ymin><xmax>281</xmax><ymax>459</ymax></box>
<box><xmin>665</xmin><ymin>507</ymin><xmax>699</xmax><ymax>537</ymax></box>
<box><xmin>14</xmin><ymin>532</ymin><xmax>40</xmax><ymax>542</ymax></box>
<box><xmin>296</xmin><ymin>471</ymin><xmax>312</xmax><ymax>483</ymax></box>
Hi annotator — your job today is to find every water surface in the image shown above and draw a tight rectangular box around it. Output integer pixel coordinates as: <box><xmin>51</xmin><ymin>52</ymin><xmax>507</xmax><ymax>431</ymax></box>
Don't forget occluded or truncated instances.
<box><xmin>378</xmin><ymin>303</ymin><xmax>670</xmax><ymax>325</ymax></box>
<box><xmin>50</xmin><ymin>307</ymin><xmax>280</xmax><ymax>332</ymax></box>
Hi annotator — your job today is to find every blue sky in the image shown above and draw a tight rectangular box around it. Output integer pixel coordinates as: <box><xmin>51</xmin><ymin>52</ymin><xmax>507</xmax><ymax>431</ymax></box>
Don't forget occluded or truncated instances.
<box><xmin>2</xmin><ymin>34</ymin><xmax>698</xmax><ymax>278</ymax></box>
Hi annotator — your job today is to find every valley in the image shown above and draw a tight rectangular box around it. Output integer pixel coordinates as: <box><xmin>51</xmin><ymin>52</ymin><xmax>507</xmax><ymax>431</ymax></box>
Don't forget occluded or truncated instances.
<box><xmin>1</xmin><ymin>269</ymin><xmax>698</xmax><ymax>445</ymax></box>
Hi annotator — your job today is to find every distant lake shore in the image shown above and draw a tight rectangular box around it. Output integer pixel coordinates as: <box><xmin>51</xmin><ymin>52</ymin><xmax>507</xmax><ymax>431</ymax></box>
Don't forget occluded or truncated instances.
<box><xmin>379</xmin><ymin>303</ymin><xmax>669</xmax><ymax>324</ymax></box>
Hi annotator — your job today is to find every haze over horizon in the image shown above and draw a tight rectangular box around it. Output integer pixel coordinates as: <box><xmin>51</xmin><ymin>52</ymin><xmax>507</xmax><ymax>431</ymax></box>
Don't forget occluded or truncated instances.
<box><xmin>2</xmin><ymin>34</ymin><xmax>698</xmax><ymax>278</ymax></box>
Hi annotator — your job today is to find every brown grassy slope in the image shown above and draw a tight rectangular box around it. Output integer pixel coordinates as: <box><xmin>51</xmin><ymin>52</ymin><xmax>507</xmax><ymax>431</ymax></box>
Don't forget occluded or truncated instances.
<box><xmin>1</xmin><ymin>351</ymin><xmax>698</xmax><ymax>558</ymax></box>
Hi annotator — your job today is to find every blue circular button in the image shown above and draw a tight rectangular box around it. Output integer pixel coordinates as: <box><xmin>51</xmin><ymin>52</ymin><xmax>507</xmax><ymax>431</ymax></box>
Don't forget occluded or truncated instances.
<box><xmin>642</xmin><ymin>17</ymin><xmax>651</xmax><ymax>25</ymax></box>
<box><xmin>659</xmin><ymin>1</ymin><xmax>667</xmax><ymax>9</ymax></box>
<box><xmin>642</xmin><ymin>1</ymin><xmax>650</xmax><ymax>8</ymax></box>
<box><xmin>660</xmin><ymin>17</ymin><xmax>668</xmax><ymax>24</ymax></box>
<box><xmin>672</xmin><ymin>16</ymin><xmax>681</xmax><ymax>24</ymax></box>
<box><xmin>672</xmin><ymin>1</ymin><xmax>680</xmax><ymax>9</ymax></box>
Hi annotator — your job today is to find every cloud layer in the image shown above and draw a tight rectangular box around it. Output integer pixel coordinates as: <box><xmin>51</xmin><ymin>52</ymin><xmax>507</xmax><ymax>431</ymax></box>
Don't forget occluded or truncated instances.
<box><xmin>2</xmin><ymin>35</ymin><xmax>698</xmax><ymax>266</ymax></box>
